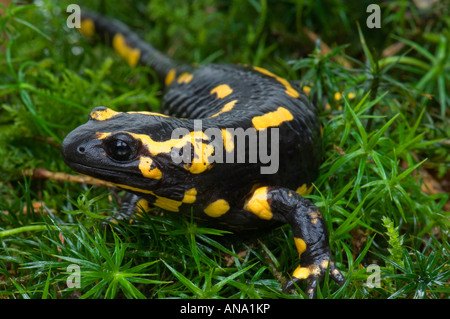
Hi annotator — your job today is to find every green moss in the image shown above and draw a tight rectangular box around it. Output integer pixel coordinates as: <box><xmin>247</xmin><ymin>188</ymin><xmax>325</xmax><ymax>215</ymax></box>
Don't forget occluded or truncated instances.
<box><xmin>0</xmin><ymin>0</ymin><xmax>448</xmax><ymax>299</ymax></box>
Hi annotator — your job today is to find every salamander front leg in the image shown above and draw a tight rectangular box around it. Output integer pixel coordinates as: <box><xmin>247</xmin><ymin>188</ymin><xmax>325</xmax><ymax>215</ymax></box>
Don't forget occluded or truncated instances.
<box><xmin>244</xmin><ymin>186</ymin><xmax>345</xmax><ymax>298</ymax></box>
<box><xmin>109</xmin><ymin>192</ymin><xmax>149</xmax><ymax>223</ymax></box>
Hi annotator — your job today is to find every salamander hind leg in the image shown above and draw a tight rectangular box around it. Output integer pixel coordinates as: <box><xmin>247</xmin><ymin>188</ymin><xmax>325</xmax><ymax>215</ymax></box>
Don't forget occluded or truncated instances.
<box><xmin>244</xmin><ymin>186</ymin><xmax>345</xmax><ymax>298</ymax></box>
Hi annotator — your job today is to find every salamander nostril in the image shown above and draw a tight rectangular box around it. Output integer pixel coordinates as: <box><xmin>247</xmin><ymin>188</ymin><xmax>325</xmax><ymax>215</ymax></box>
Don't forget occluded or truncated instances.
<box><xmin>78</xmin><ymin>146</ymin><xmax>86</xmax><ymax>153</ymax></box>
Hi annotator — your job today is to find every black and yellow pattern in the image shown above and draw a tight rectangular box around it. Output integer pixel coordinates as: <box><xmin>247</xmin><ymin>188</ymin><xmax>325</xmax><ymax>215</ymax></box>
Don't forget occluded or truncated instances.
<box><xmin>61</xmin><ymin>9</ymin><xmax>344</xmax><ymax>298</ymax></box>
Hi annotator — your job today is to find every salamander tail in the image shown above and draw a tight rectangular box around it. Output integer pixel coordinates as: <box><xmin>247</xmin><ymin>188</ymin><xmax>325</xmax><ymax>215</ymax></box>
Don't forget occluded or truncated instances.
<box><xmin>78</xmin><ymin>9</ymin><xmax>178</xmax><ymax>85</ymax></box>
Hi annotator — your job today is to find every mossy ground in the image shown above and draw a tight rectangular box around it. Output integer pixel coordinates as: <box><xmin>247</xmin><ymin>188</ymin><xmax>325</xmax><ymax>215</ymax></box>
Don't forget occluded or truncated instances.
<box><xmin>0</xmin><ymin>0</ymin><xmax>448</xmax><ymax>299</ymax></box>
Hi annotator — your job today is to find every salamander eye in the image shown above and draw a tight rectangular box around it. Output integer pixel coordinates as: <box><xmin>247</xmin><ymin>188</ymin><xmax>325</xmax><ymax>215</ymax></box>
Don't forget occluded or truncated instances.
<box><xmin>104</xmin><ymin>133</ymin><xmax>139</xmax><ymax>161</ymax></box>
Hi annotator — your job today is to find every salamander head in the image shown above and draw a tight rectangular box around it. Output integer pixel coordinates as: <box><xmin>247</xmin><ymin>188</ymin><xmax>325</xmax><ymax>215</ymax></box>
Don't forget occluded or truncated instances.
<box><xmin>61</xmin><ymin>107</ymin><xmax>217</xmax><ymax>192</ymax></box>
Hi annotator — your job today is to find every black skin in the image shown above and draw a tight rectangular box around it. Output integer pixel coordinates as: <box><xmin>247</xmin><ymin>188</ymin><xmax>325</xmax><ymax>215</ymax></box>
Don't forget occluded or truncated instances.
<box><xmin>61</xmin><ymin>10</ymin><xmax>345</xmax><ymax>298</ymax></box>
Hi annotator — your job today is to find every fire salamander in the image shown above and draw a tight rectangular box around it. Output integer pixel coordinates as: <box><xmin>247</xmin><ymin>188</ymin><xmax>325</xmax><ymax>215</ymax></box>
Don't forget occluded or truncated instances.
<box><xmin>61</xmin><ymin>10</ymin><xmax>345</xmax><ymax>298</ymax></box>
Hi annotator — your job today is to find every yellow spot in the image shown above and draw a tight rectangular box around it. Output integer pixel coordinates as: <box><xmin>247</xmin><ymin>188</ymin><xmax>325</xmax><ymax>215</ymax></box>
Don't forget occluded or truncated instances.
<box><xmin>154</xmin><ymin>188</ymin><xmax>197</xmax><ymax>212</ymax></box>
<box><xmin>114</xmin><ymin>183</ymin><xmax>154</xmax><ymax>195</ymax></box>
<box><xmin>90</xmin><ymin>108</ymin><xmax>170</xmax><ymax>120</ymax></box>
<box><xmin>292</xmin><ymin>265</ymin><xmax>321</xmax><ymax>280</ymax></box>
<box><xmin>177</xmin><ymin>72</ymin><xmax>193</xmax><ymax>84</ymax></box>
<box><xmin>244</xmin><ymin>187</ymin><xmax>272</xmax><ymax>220</ymax></box>
<box><xmin>311</xmin><ymin>265</ymin><xmax>321</xmax><ymax>275</ymax></box>
<box><xmin>348</xmin><ymin>92</ymin><xmax>356</xmax><ymax>99</ymax></box>
<box><xmin>210</xmin><ymin>99</ymin><xmax>238</xmax><ymax>117</ymax></box>
<box><xmin>112</xmin><ymin>34</ymin><xmax>140</xmax><ymax>67</ymax></box>
<box><xmin>295</xmin><ymin>184</ymin><xmax>314</xmax><ymax>195</ymax></box>
<box><xmin>294</xmin><ymin>237</ymin><xmax>307</xmax><ymax>257</ymax></box>
<box><xmin>165</xmin><ymin>69</ymin><xmax>176</xmax><ymax>86</ymax></box>
<box><xmin>253</xmin><ymin>66</ymin><xmax>299</xmax><ymax>98</ymax></box>
<box><xmin>325</xmin><ymin>103</ymin><xmax>331</xmax><ymax>110</ymax></box>
<box><xmin>80</xmin><ymin>19</ymin><xmax>95</xmax><ymax>37</ymax></box>
<box><xmin>221</xmin><ymin>129</ymin><xmax>234</xmax><ymax>152</ymax></box>
<box><xmin>309</xmin><ymin>209</ymin><xmax>321</xmax><ymax>225</ymax></box>
<box><xmin>154</xmin><ymin>196</ymin><xmax>182</xmax><ymax>212</ymax></box>
<box><xmin>136</xmin><ymin>199</ymin><xmax>149</xmax><ymax>213</ymax></box>
<box><xmin>302</xmin><ymin>86</ymin><xmax>311</xmax><ymax>95</ymax></box>
<box><xmin>113</xmin><ymin>183</ymin><xmax>182</xmax><ymax>212</ymax></box>
<box><xmin>90</xmin><ymin>108</ymin><xmax>119</xmax><ymax>121</ymax></box>
<box><xmin>182</xmin><ymin>188</ymin><xmax>197</xmax><ymax>204</ymax></box>
<box><xmin>219</xmin><ymin>100</ymin><xmax>236</xmax><ymax>112</ymax></box>
<box><xmin>183</xmin><ymin>133</ymin><xmax>215</xmax><ymax>174</ymax></box>
<box><xmin>334</xmin><ymin>92</ymin><xmax>342</xmax><ymax>101</ymax></box>
<box><xmin>309</xmin><ymin>211</ymin><xmax>320</xmax><ymax>219</ymax></box>
<box><xmin>210</xmin><ymin>84</ymin><xmax>233</xmax><ymax>99</ymax></box>
<box><xmin>105</xmin><ymin>131</ymin><xmax>178</xmax><ymax>155</ymax></box>
<box><xmin>251</xmin><ymin>107</ymin><xmax>294</xmax><ymax>130</ymax></box>
<box><xmin>279</xmin><ymin>78</ymin><xmax>300</xmax><ymax>98</ymax></box>
<box><xmin>292</xmin><ymin>266</ymin><xmax>311</xmax><ymax>280</ymax></box>
<box><xmin>113</xmin><ymin>183</ymin><xmax>197</xmax><ymax>212</ymax></box>
<box><xmin>204</xmin><ymin>199</ymin><xmax>230</xmax><ymax>217</ymax></box>
<box><xmin>321</xmin><ymin>259</ymin><xmax>331</xmax><ymax>269</ymax></box>
<box><xmin>253</xmin><ymin>66</ymin><xmax>276</xmax><ymax>77</ymax></box>
<box><xmin>138</xmin><ymin>157</ymin><xmax>162</xmax><ymax>180</ymax></box>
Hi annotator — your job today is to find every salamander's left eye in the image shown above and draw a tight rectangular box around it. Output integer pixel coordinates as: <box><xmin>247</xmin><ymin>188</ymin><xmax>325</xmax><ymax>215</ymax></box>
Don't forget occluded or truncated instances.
<box><xmin>104</xmin><ymin>133</ymin><xmax>139</xmax><ymax>161</ymax></box>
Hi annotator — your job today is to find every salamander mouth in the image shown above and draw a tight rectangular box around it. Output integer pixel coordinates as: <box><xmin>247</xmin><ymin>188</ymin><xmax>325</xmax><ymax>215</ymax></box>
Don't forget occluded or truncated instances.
<box><xmin>65</xmin><ymin>161</ymin><xmax>159</xmax><ymax>189</ymax></box>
